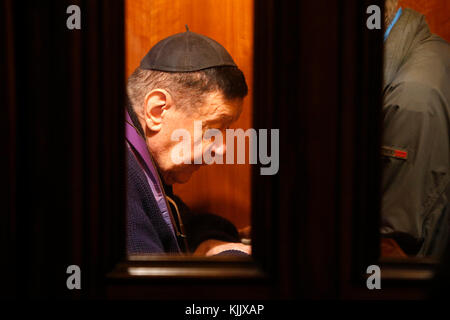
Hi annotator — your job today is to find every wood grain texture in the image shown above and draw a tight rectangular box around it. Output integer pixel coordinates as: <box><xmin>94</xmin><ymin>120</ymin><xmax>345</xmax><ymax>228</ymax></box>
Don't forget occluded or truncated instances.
<box><xmin>399</xmin><ymin>0</ymin><xmax>450</xmax><ymax>42</ymax></box>
<box><xmin>125</xmin><ymin>0</ymin><xmax>253</xmax><ymax>228</ymax></box>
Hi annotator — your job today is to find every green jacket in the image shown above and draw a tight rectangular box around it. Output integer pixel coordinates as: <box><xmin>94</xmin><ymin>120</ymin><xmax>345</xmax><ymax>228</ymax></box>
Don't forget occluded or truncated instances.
<box><xmin>381</xmin><ymin>8</ymin><xmax>450</xmax><ymax>257</ymax></box>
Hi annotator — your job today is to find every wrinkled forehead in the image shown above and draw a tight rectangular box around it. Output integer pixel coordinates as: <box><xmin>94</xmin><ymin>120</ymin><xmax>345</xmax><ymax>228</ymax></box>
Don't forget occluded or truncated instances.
<box><xmin>196</xmin><ymin>92</ymin><xmax>243</xmax><ymax>125</ymax></box>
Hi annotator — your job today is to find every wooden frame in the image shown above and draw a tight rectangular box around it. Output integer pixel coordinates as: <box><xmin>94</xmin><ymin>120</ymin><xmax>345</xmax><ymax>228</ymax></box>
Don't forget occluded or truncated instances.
<box><xmin>335</xmin><ymin>0</ymin><xmax>439</xmax><ymax>299</ymax></box>
<box><xmin>106</xmin><ymin>0</ymin><xmax>439</xmax><ymax>299</ymax></box>
<box><xmin>2</xmin><ymin>0</ymin><xmax>441</xmax><ymax>299</ymax></box>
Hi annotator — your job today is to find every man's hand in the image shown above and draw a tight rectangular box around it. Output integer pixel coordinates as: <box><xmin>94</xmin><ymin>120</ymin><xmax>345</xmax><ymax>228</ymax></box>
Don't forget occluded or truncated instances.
<box><xmin>238</xmin><ymin>226</ymin><xmax>251</xmax><ymax>239</ymax></box>
<box><xmin>193</xmin><ymin>239</ymin><xmax>251</xmax><ymax>256</ymax></box>
<box><xmin>381</xmin><ymin>238</ymin><xmax>407</xmax><ymax>258</ymax></box>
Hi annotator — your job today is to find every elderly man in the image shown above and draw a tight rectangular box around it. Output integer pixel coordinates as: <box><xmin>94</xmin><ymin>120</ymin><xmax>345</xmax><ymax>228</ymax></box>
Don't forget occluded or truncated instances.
<box><xmin>125</xmin><ymin>29</ymin><xmax>251</xmax><ymax>255</ymax></box>
<box><xmin>381</xmin><ymin>0</ymin><xmax>450</xmax><ymax>257</ymax></box>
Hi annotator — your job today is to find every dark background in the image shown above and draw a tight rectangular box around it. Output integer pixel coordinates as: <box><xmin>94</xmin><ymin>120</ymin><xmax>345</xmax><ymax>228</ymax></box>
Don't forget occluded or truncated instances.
<box><xmin>1</xmin><ymin>0</ymin><xmax>125</xmax><ymax>299</ymax></box>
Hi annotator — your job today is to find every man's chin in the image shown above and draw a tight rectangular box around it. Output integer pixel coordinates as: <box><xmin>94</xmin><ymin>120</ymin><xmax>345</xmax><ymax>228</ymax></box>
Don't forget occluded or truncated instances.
<box><xmin>172</xmin><ymin>166</ymin><xmax>200</xmax><ymax>184</ymax></box>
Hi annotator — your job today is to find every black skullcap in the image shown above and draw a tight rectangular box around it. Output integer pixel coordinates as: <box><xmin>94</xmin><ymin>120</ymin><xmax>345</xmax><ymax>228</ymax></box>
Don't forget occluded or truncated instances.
<box><xmin>139</xmin><ymin>26</ymin><xmax>237</xmax><ymax>72</ymax></box>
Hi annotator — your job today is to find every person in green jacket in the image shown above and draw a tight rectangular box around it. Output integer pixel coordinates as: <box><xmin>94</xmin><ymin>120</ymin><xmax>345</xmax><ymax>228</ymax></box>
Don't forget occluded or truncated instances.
<box><xmin>381</xmin><ymin>0</ymin><xmax>450</xmax><ymax>257</ymax></box>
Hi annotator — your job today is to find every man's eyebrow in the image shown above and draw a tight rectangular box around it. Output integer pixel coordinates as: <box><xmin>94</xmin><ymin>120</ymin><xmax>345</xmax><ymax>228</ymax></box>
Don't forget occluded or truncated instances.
<box><xmin>204</xmin><ymin>114</ymin><xmax>235</xmax><ymax>125</ymax></box>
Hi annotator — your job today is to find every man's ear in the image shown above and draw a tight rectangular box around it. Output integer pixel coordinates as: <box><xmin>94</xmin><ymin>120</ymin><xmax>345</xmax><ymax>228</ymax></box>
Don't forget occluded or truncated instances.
<box><xmin>143</xmin><ymin>89</ymin><xmax>173</xmax><ymax>132</ymax></box>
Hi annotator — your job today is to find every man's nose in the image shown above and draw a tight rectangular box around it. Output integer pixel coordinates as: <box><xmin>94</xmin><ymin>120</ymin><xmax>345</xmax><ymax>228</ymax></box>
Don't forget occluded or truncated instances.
<box><xmin>212</xmin><ymin>140</ymin><xmax>226</xmax><ymax>157</ymax></box>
